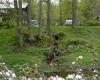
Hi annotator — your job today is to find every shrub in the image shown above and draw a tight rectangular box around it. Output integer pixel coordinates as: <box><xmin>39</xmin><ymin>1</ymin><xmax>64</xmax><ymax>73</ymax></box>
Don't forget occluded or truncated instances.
<box><xmin>78</xmin><ymin>16</ymin><xmax>86</xmax><ymax>26</ymax></box>
<box><xmin>0</xmin><ymin>19</ymin><xmax>16</xmax><ymax>28</ymax></box>
<box><xmin>0</xmin><ymin>21</ymin><xmax>6</xmax><ymax>28</ymax></box>
<box><xmin>86</xmin><ymin>20</ymin><xmax>100</xmax><ymax>26</ymax></box>
<box><xmin>6</xmin><ymin>19</ymin><xmax>16</xmax><ymax>28</ymax></box>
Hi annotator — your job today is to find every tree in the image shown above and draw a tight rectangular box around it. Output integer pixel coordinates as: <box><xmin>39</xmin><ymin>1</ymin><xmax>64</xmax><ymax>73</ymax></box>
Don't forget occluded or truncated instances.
<box><xmin>18</xmin><ymin>0</ymin><xmax>23</xmax><ymax>47</ymax></box>
<box><xmin>38</xmin><ymin>0</ymin><xmax>43</xmax><ymax>39</ymax></box>
<box><xmin>27</xmin><ymin>0</ymin><xmax>35</xmax><ymax>41</ymax></box>
<box><xmin>46</xmin><ymin>0</ymin><xmax>51</xmax><ymax>35</ymax></box>
<box><xmin>72</xmin><ymin>0</ymin><xmax>77</xmax><ymax>30</ymax></box>
<box><xmin>14</xmin><ymin>0</ymin><xmax>19</xmax><ymax>37</ymax></box>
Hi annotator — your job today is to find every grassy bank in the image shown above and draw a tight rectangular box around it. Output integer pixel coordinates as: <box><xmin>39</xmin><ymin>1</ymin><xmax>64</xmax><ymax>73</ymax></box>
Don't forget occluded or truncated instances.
<box><xmin>0</xmin><ymin>26</ymin><xmax>100</xmax><ymax>71</ymax></box>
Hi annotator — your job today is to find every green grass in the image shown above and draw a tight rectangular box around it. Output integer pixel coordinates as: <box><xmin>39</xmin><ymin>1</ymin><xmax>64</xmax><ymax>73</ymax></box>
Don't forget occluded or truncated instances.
<box><xmin>0</xmin><ymin>53</ymin><xmax>40</xmax><ymax>67</ymax></box>
<box><xmin>0</xmin><ymin>26</ymin><xmax>100</xmax><ymax>70</ymax></box>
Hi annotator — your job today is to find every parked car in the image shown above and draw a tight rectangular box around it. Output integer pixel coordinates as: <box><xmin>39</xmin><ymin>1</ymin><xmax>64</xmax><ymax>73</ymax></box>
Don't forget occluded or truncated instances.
<box><xmin>64</xmin><ymin>20</ymin><xmax>72</xmax><ymax>26</ymax></box>
<box><xmin>31</xmin><ymin>20</ymin><xmax>39</xmax><ymax>27</ymax></box>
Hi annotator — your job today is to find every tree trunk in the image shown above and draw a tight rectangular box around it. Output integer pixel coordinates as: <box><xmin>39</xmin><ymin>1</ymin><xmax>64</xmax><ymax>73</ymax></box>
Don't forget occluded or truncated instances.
<box><xmin>46</xmin><ymin>0</ymin><xmax>51</xmax><ymax>35</ymax></box>
<box><xmin>38</xmin><ymin>0</ymin><xmax>43</xmax><ymax>39</ymax></box>
<box><xmin>72</xmin><ymin>0</ymin><xmax>77</xmax><ymax>30</ymax></box>
<box><xmin>18</xmin><ymin>0</ymin><xmax>23</xmax><ymax>47</ymax></box>
<box><xmin>14</xmin><ymin>0</ymin><xmax>19</xmax><ymax>39</ymax></box>
<box><xmin>28</xmin><ymin>0</ymin><xmax>34</xmax><ymax>41</ymax></box>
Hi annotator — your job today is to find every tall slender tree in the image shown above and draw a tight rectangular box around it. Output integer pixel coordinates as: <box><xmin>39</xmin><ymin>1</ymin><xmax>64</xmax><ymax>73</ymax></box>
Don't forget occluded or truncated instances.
<box><xmin>14</xmin><ymin>0</ymin><xmax>19</xmax><ymax>37</ymax></box>
<box><xmin>28</xmin><ymin>0</ymin><xmax>34</xmax><ymax>41</ymax></box>
<box><xmin>18</xmin><ymin>0</ymin><xmax>23</xmax><ymax>47</ymax></box>
<box><xmin>72</xmin><ymin>0</ymin><xmax>77</xmax><ymax>30</ymax></box>
<box><xmin>38</xmin><ymin>0</ymin><xmax>43</xmax><ymax>39</ymax></box>
<box><xmin>46</xmin><ymin>0</ymin><xmax>51</xmax><ymax>35</ymax></box>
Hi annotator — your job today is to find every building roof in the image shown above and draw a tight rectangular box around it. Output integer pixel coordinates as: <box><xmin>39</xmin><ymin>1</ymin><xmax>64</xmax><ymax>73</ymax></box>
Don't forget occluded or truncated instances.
<box><xmin>0</xmin><ymin>4</ymin><xmax>14</xmax><ymax>8</ymax></box>
<box><xmin>0</xmin><ymin>1</ymin><xmax>28</xmax><ymax>9</ymax></box>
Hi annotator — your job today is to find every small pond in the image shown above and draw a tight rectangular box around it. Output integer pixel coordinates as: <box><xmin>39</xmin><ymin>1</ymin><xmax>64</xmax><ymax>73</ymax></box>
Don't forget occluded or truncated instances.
<box><xmin>44</xmin><ymin>70</ymin><xmax>99</xmax><ymax>78</ymax></box>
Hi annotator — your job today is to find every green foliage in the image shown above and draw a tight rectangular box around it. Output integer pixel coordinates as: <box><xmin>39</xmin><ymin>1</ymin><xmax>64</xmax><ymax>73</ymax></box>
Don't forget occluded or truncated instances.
<box><xmin>51</xmin><ymin>3</ymin><xmax>60</xmax><ymax>26</ymax></box>
<box><xmin>77</xmin><ymin>16</ymin><xmax>86</xmax><ymax>26</ymax></box>
<box><xmin>31</xmin><ymin>0</ymin><xmax>39</xmax><ymax>21</ymax></box>
<box><xmin>61</xmin><ymin>0</ymin><xmax>72</xmax><ymax>25</ymax></box>
<box><xmin>0</xmin><ymin>54</ymin><xmax>41</xmax><ymax>68</ymax></box>
<box><xmin>6</xmin><ymin>19</ymin><xmax>16</xmax><ymax>28</ymax></box>
<box><xmin>1</xmin><ymin>26</ymin><xmax>100</xmax><ymax>71</ymax></box>
<box><xmin>13</xmin><ymin>63</ymin><xmax>42</xmax><ymax>78</ymax></box>
<box><xmin>86</xmin><ymin>20</ymin><xmax>100</xmax><ymax>26</ymax></box>
<box><xmin>0</xmin><ymin>19</ymin><xmax>16</xmax><ymax>28</ymax></box>
<box><xmin>0</xmin><ymin>8</ymin><xmax>17</xmax><ymax>28</ymax></box>
<box><xmin>77</xmin><ymin>0</ymin><xmax>99</xmax><ymax>26</ymax></box>
<box><xmin>23</xmin><ymin>47</ymin><xmax>50</xmax><ymax>56</ymax></box>
<box><xmin>56</xmin><ymin>39</ymin><xmax>94</xmax><ymax>67</ymax></box>
<box><xmin>0</xmin><ymin>21</ymin><xmax>6</xmax><ymax>28</ymax></box>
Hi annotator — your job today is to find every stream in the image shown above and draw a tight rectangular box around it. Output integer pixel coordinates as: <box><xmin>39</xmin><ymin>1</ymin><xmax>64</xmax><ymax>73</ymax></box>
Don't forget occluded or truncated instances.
<box><xmin>44</xmin><ymin>70</ymin><xmax>99</xmax><ymax>78</ymax></box>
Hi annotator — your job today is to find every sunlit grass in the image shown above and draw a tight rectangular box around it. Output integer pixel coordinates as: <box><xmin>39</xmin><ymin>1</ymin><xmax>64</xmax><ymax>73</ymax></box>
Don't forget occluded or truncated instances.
<box><xmin>0</xmin><ymin>53</ymin><xmax>40</xmax><ymax>67</ymax></box>
<box><xmin>0</xmin><ymin>26</ymin><xmax>100</xmax><ymax>70</ymax></box>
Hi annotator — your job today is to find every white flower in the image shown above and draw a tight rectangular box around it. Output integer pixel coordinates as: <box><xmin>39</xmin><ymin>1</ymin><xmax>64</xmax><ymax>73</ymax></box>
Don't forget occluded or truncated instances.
<box><xmin>78</xmin><ymin>56</ymin><xmax>83</xmax><ymax>59</ymax></box>
<box><xmin>67</xmin><ymin>74</ymin><xmax>75</xmax><ymax>79</ymax></box>
<box><xmin>75</xmin><ymin>74</ymin><xmax>82</xmax><ymax>79</ymax></box>
<box><xmin>72</xmin><ymin>61</ymin><xmax>76</xmax><ymax>65</ymax></box>
<box><xmin>93</xmin><ymin>69</ymin><xmax>98</xmax><ymax>73</ymax></box>
<box><xmin>39</xmin><ymin>77</ymin><xmax>43</xmax><ymax>80</ymax></box>
<box><xmin>8</xmin><ymin>70</ymin><xmax>12</xmax><ymax>74</ymax></box>
<box><xmin>48</xmin><ymin>76</ymin><xmax>55</xmax><ymax>80</ymax></box>
<box><xmin>95</xmin><ymin>74</ymin><xmax>98</xmax><ymax>77</ymax></box>
<box><xmin>48</xmin><ymin>76</ymin><xmax>65</xmax><ymax>80</ymax></box>
<box><xmin>58</xmin><ymin>77</ymin><xmax>65</xmax><ymax>80</ymax></box>
<box><xmin>28</xmin><ymin>78</ymin><xmax>32</xmax><ymax>80</ymax></box>
<box><xmin>5</xmin><ymin>72</ymin><xmax>10</xmax><ymax>77</ymax></box>
<box><xmin>12</xmin><ymin>73</ymin><xmax>16</xmax><ymax>78</ymax></box>
<box><xmin>0</xmin><ymin>72</ymin><xmax>2</xmax><ymax>75</ymax></box>
<box><xmin>35</xmin><ymin>64</ymin><xmax>37</xmax><ymax>67</ymax></box>
<box><xmin>55</xmin><ymin>75</ymin><xmax>59</xmax><ymax>80</ymax></box>
<box><xmin>94</xmin><ymin>53</ymin><xmax>98</xmax><ymax>55</ymax></box>
<box><xmin>77</xmin><ymin>69</ymin><xmax>82</xmax><ymax>72</ymax></box>
<box><xmin>0</xmin><ymin>62</ymin><xmax>5</xmax><ymax>65</ymax></box>
<box><xmin>9</xmin><ymin>78</ymin><xmax>12</xmax><ymax>80</ymax></box>
<box><xmin>93</xmin><ymin>76</ymin><xmax>96</xmax><ymax>80</ymax></box>
<box><xmin>21</xmin><ymin>76</ymin><xmax>27</xmax><ymax>79</ymax></box>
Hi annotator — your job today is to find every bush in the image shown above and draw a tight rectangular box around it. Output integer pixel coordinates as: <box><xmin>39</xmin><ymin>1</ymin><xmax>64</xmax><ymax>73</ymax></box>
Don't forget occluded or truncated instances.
<box><xmin>0</xmin><ymin>21</ymin><xmax>6</xmax><ymax>28</ymax></box>
<box><xmin>86</xmin><ymin>20</ymin><xmax>100</xmax><ymax>26</ymax></box>
<box><xmin>78</xmin><ymin>16</ymin><xmax>86</xmax><ymax>26</ymax></box>
<box><xmin>6</xmin><ymin>19</ymin><xmax>16</xmax><ymax>28</ymax></box>
<box><xmin>0</xmin><ymin>19</ymin><xmax>16</xmax><ymax>28</ymax></box>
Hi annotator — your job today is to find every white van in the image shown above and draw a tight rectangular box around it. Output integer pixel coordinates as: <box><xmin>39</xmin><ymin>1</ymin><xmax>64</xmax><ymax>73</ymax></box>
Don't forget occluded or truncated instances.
<box><xmin>31</xmin><ymin>20</ymin><xmax>39</xmax><ymax>27</ymax></box>
<box><xmin>64</xmin><ymin>20</ymin><xmax>72</xmax><ymax>26</ymax></box>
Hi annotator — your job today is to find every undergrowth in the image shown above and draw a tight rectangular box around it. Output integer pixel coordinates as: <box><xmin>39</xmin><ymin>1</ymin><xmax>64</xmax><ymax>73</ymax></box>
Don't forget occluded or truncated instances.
<box><xmin>0</xmin><ymin>26</ymin><xmax>100</xmax><ymax>71</ymax></box>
